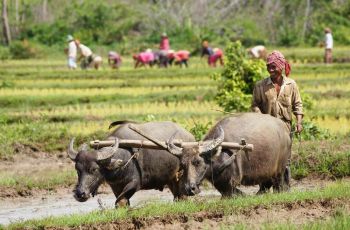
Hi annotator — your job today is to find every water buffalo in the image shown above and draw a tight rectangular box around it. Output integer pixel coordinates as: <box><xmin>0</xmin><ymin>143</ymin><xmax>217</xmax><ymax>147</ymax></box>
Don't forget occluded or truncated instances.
<box><xmin>169</xmin><ymin>113</ymin><xmax>291</xmax><ymax>196</ymax></box>
<box><xmin>68</xmin><ymin>121</ymin><xmax>222</xmax><ymax>207</ymax></box>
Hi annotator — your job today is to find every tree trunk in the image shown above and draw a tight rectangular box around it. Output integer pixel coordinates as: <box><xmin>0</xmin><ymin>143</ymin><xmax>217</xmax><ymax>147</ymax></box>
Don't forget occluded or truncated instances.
<box><xmin>301</xmin><ymin>0</ymin><xmax>311</xmax><ymax>43</ymax></box>
<box><xmin>2</xmin><ymin>0</ymin><xmax>11</xmax><ymax>45</ymax></box>
<box><xmin>42</xmin><ymin>0</ymin><xmax>47</xmax><ymax>21</ymax></box>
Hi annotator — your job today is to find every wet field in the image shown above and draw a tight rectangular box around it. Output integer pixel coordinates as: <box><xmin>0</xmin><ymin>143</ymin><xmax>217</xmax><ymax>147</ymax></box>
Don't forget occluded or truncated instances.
<box><xmin>0</xmin><ymin>178</ymin><xmax>334</xmax><ymax>225</ymax></box>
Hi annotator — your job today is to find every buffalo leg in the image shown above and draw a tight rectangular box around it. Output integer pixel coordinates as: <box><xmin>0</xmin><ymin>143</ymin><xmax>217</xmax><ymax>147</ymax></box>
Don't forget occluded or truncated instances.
<box><xmin>115</xmin><ymin>198</ymin><xmax>129</xmax><ymax>208</ymax></box>
<box><xmin>273</xmin><ymin>173</ymin><xmax>290</xmax><ymax>193</ymax></box>
<box><xmin>114</xmin><ymin>180</ymin><xmax>138</xmax><ymax>208</ymax></box>
<box><xmin>257</xmin><ymin>181</ymin><xmax>272</xmax><ymax>194</ymax></box>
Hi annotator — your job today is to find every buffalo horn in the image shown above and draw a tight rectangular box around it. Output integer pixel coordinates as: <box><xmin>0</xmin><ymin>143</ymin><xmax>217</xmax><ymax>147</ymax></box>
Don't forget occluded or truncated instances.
<box><xmin>167</xmin><ymin>131</ymin><xmax>183</xmax><ymax>156</ymax></box>
<box><xmin>96</xmin><ymin>138</ymin><xmax>119</xmax><ymax>161</ymax></box>
<box><xmin>79</xmin><ymin>143</ymin><xmax>88</xmax><ymax>152</ymax></box>
<box><xmin>199</xmin><ymin>126</ymin><xmax>224</xmax><ymax>155</ymax></box>
<box><xmin>68</xmin><ymin>138</ymin><xmax>78</xmax><ymax>160</ymax></box>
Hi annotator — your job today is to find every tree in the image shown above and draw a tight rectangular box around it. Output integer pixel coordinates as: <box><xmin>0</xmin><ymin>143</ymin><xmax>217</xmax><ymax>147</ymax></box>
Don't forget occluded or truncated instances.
<box><xmin>2</xmin><ymin>0</ymin><xmax>11</xmax><ymax>45</ymax></box>
<box><xmin>213</xmin><ymin>41</ymin><xmax>267</xmax><ymax>112</ymax></box>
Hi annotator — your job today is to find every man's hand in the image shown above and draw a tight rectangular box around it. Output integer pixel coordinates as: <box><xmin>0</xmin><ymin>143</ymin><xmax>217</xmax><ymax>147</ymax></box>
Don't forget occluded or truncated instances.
<box><xmin>296</xmin><ymin>123</ymin><xmax>303</xmax><ymax>133</ymax></box>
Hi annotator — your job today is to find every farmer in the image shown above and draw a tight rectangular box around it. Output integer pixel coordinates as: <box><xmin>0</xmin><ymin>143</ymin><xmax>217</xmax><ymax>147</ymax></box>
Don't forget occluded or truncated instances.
<box><xmin>248</xmin><ymin>45</ymin><xmax>267</xmax><ymax>60</ymax></box>
<box><xmin>201</xmin><ymin>41</ymin><xmax>223</xmax><ymax>67</ymax></box>
<box><xmin>324</xmin><ymin>27</ymin><xmax>333</xmax><ymax>64</ymax></box>
<box><xmin>159</xmin><ymin>32</ymin><xmax>170</xmax><ymax>51</ymax></box>
<box><xmin>75</xmin><ymin>39</ymin><xmax>94</xmax><ymax>69</ymax></box>
<box><xmin>251</xmin><ymin>50</ymin><xmax>303</xmax><ymax>185</ymax></box>
<box><xmin>66</xmin><ymin>35</ymin><xmax>77</xmax><ymax>70</ymax></box>
<box><xmin>133</xmin><ymin>49</ymin><xmax>155</xmax><ymax>68</ymax></box>
<box><xmin>173</xmin><ymin>50</ymin><xmax>190</xmax><ymax>68</ymax></box>
<box><xmin>108</xmin><ymin>51</ymin><xmax>122</xmax><ymax>69</ymax></box>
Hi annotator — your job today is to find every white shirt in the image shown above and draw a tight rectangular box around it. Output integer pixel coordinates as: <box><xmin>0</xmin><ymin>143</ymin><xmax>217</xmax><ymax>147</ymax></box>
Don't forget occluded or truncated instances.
<box><xmin>250</xmin><ymin>45</ymin><xmax>265</xmax><ymax>58</ymax></box>
<box><xmin>78</xmin><ymin>44</ymin><xmax>93</xmax><ymax>57</ymax></box>
<box><xmin>68</xmin><ymin>41</ymin><xmax>77</xmax><ymax>58</ymax></box>
<box><xmin>325</xmin><ymin>33</ymin><xmax>333</xmax><ymax>49</ymax></box>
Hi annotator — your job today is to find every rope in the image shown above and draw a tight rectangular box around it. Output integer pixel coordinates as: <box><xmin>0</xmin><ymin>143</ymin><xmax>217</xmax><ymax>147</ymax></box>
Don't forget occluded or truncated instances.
<box><xmin>122</xmin><ymin>151</ymin><xmax>138</xmax><ymax>169</ymax></box>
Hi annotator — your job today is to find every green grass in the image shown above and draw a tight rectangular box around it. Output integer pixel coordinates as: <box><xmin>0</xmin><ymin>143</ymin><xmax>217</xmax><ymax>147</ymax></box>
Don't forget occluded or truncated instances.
<box><xmin>4</xmin><ymin>180</ymin><xmax>350</xmax><ymax>229</ymax></box>
<box><xmin>0</xmin><ymin>169</ymin><xmax>76</xmax><ymax>190</ymax></box>
<box><xmin>291</xmin><ymin>137</ymin><xmax>350</xmax><ymax>179</ymax></box>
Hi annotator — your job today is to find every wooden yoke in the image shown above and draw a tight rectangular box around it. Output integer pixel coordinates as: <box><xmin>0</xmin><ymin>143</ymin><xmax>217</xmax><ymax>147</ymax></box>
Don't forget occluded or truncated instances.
<box><xmin>90</xmin><ymin>139</ymin><xmax>254</xmax><ymax>151</ymax></box>
<box><xmin>90</xmin><ymin>123</ymin><xmax>254</xmax><ymax>151</ymax></box>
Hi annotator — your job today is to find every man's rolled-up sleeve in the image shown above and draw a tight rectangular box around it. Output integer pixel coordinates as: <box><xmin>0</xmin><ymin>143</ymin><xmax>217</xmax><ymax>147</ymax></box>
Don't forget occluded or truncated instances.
<box><xmin>252</xmin><ymin>84</ymin><xmax>262</xmax><ymax>113</ymax></box>
<box><xmin>292</xmin><ymin>84</ymin><xmax>303</xmax><ymax>117</ymax></box>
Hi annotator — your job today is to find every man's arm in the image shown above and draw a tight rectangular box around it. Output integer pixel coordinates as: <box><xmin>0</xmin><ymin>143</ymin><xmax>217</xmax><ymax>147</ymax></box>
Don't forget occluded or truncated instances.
<box><xmin>292</xmin><ymin>83</ymin><xmax>304</xmax><ymax>133</ymax></box>
<box><xmin>251</xmin><ymin>84</ymin><xmax>262</xmax><ymax>113</ymax></box>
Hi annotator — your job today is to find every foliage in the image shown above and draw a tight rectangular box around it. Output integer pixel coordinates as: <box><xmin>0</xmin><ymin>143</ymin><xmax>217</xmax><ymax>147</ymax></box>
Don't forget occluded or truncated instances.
<box><xmin>212</xmin><ymin>41</ymin><xmax>266</xmax><ymax>112</ymax></box>
<box><xmin>8</xmin><ymin>40</ymin><xmax>41</xmax><ymax>59</ymax></box>
<box><xmin>188</xmin><ymin>120</ymin><xmax>212</xmax><ymax>141</ymax></box>
<box><xmin>291</xmin><ymin>137</ymin><xmax>350</xmax><ymax>179</ymax></box>
<box><xmin>3</xmin><ymin>0</ymin><xmax>350</xmax><ymax>49</ymax></box>
<box><xmin>0</xmin><ymin>47</ymin><xmax>10</xmax><ymax>60</ymax></box>
<box><xmin>296</xmin><ymin>120</ymin><xmax>332</xmax><ymax>141</ymax></box>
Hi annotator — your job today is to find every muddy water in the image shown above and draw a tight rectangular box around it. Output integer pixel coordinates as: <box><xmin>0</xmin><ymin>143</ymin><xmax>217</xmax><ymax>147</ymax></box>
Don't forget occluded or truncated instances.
<box><xmin>0</xmin><ymin>187</ymin><xmax>221</xmax><ymax>226</ymax></box>
<box><xmin>0</xmin><ymin>178</ymin><xmax>333</xmax><ymax>226</ymax></box>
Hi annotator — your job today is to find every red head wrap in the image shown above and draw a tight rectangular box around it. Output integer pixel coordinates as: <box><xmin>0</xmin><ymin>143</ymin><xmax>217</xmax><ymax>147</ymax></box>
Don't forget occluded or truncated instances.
<box><xmin>266</xmin><ymin>50</ymin><xmax>291</xmax><ymax>77</ymax></box>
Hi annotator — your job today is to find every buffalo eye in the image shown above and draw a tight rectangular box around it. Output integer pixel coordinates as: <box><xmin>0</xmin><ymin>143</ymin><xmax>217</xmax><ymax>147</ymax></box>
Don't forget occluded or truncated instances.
<box><xmin>191</xmin><ymin>159</ymin><xmax>201</xmax><ymax>166</ymax></box>
<box><xmin>89</xmin><ymin>167</ymin><xmax>99</xmax><ymax>174</ymax></box>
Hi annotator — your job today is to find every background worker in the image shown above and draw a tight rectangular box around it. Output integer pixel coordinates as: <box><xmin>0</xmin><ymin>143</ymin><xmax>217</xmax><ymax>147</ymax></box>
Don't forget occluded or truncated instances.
<box><xmin>75</xmin><ymin>39</ymin><xmax>94</xmax><ymax>69</ymax></box>
<box><xmin>133</xmin><ymin>49</ymin><xmax>155</xmax><ymax>68</ymax></box>
<box><xmin>201</xmin><ymin>41</ymin><xmax>223</xmax><ymax>67</ymax></box>
<box><xmin>173</xmin><ymin>50</ymin><xmax>190</xmax><ymax>68</ymax></box>
<box><xmin>248</xmin><ymin>45</ymin><xmax>267</xmax><ymax>60</ymax></box>
<box><xmin>66</xmin><ymin>35</ymin><xmax>77</xmax><ymax>70</ymax></box>
<box><xmin>108</xmin><ymin>51</ymin><xmax>122</xmax><ymax>69</ymax></box>
<box><xmin>324</xmin><ymin>28</ymin><xmax>333</xmax><ymax>64</ymax></box>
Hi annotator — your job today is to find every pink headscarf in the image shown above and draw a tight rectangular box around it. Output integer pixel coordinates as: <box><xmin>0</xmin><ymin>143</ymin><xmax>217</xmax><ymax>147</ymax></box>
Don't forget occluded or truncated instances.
<box><xmin>266</xmin><ymin>50</ymin><xmax>291</xmax><ymax>77</ymax></box>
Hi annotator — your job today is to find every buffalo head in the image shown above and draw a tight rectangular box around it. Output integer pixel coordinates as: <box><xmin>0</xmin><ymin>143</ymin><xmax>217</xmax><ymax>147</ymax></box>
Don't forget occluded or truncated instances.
<box><xmin>167</xmin><ymin>126</ymin><xmax>224</xmax><ymax>195</ymax></box>
<box><xmin>68</xmin><ymin>138</ymin><xmax>122</xmax><ymax>202</ymax></box>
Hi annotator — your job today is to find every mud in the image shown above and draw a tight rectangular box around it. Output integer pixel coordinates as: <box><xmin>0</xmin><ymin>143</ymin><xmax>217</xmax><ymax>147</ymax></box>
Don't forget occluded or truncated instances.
<box><xmin>43</xmin><ymin>198</ymin><xmax>350</xmax><ymax>230</ymax></box>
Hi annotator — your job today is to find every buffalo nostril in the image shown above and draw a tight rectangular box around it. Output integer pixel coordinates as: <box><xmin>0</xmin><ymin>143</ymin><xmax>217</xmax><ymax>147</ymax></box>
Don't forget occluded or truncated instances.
<box><xmin>190</xmin><ymin>183</ymin><xmax>197</xmax><ymax>191</ymax></box>
<box><xmin>76</xmin><ymin>190</ymin><xmax>85</xmax><ymax>198</ymax></box>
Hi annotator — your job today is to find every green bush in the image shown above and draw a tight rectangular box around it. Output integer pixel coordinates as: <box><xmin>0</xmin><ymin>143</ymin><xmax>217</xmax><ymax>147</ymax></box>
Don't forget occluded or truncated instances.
<box><xmin>296</xmin><ymin>120</ymin><xmax>332</xmax><ymax>140</ymax></box>
<box><xmin>212</xmin><ymin>41</ymin><xmax>266</xmax><ymax>112</ymax></box>
<box><xmin>189</xmin><ymin>120</ymin><xmax>212</xmax><ymax>141</ymax></box>
<box><xmin>0</xmin><ymin>46</ymin><xmax>10</xmax><ymax>60</ymax></box>
<box><xmin>9</xmin><ymin>40</ymin><xmax>41</xmax><ymax>59</ymax></box>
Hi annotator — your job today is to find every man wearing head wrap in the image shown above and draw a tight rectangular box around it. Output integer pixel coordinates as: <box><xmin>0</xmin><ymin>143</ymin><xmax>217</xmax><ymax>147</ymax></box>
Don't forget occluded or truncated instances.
<box><xmin>252</xmin><ymin>50</ymin><xmax>303</xmax><ymax>186</ymax></box>
<box><xmin>66</xmin><ymin>35</ymin><xmax>77</xmax><ymax>69</ymax></box>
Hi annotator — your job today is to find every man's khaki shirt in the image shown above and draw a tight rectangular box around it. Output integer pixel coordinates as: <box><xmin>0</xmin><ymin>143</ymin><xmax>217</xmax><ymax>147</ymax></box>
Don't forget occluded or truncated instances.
<box><xmin>252</xmin><ymin>76</ymin><xmax>303</xmax><ymax>129</ymax></box>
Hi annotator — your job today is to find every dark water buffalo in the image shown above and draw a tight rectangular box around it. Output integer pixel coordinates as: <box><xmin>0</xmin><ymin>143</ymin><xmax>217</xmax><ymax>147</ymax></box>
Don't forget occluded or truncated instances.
<box><xmin>170</xmin><ymin>113</ymin><xmax>291</xmax><ymax>196</ymax></box>
<box><xmin>68</xmin><ymin>121</ymin><xmax>223</xmax><ymax>207</ymax></box>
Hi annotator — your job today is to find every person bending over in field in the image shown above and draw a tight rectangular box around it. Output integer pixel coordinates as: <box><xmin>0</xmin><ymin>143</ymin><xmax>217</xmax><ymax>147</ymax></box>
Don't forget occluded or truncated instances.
<box><xmin>248</xmin><ymin>45</ymin><xmax>267</xmax><ymax>60</ymax></box>
<box><xmin>133</xmin><ymin>49</ymin><xmax>155</xmax><ymax>68</ymax></box>
<box><xmin>201</xmin><ymin>41</ymin><xmax>224</xmax><ymax>67</ymax></box>
<box><xmin>75</xmin><ymin>40</ymin><xmax>102</xmax><ymax>70</ymax></box>
<box><xmin>173</xmin><ymin>50</ymin><xmax>190</xmax><ymax>68</ymax></box>
<box><xmin>252</xmin><ymin>50</ymin><xmax>303</xmax><ymax>186</ymax></box>
<box><xmin>108</xmin><ymin>51</ymin><xmax>122</xmax><ymax>69</ymax></box>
